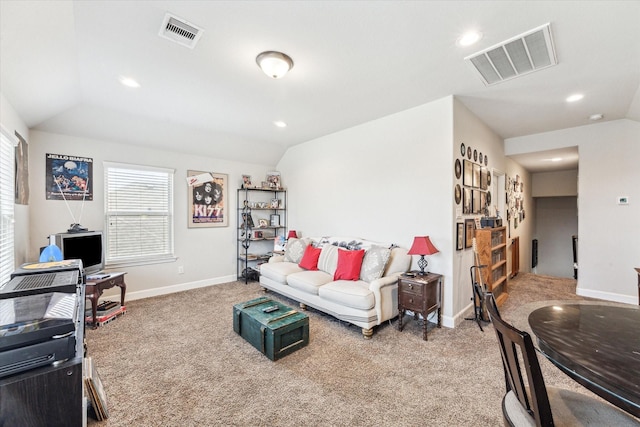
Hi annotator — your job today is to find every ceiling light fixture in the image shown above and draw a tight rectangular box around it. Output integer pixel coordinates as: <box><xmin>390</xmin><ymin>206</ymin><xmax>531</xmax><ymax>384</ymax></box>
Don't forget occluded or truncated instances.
<box><xmin>119</xmin><ymin>76</ymin><xmax>140</xmax><ymax>88</ymax></box>
<box><xmin>566</xmin><ymin>93</ymin><xmax>584</xmax><ymax>103</ymax></box>
<box><xmin>589</xmin><ymin>113</ymin><xmax>604</xmax><ymax>121</ymax></box>
<box><xmin>256</xmin><ymin>51</ymin><xmax>294</xmax><ymax>79</ymax></box>
<box><xmin>273</xmin><ymin>121</ymin><xmax>287</xmax><ymax>128</ymax></box>
<box><xmin>457</xmin><ymin>31</ymin><xmax>483</xmax><ymax>47</ymax></box>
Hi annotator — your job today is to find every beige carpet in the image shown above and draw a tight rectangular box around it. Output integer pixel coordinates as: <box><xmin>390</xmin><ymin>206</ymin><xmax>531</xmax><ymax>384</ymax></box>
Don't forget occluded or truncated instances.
<box><xmin>85</xmin><ymin>273</ymin><xmax>607</xmax><ymax>426</ymax></box>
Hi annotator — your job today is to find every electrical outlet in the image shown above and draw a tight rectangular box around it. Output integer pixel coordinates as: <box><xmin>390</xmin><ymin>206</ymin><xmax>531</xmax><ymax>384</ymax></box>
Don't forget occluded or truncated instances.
<box><xmin>178</xmin><ymin>266</ymin><xmax>184</xmax><ymax>274</ymax></box>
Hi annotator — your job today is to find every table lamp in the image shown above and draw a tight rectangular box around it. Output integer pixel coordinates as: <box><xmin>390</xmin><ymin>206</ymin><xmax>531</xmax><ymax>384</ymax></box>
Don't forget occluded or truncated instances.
<box><xmin>287</xmin><ymin>230</ymin><xmax>298</xmax><ymax>239</ymax></box>
<box><xmin>407</xmin><ymin>236</ymin><xmax>439</xmax><ymax>275</ymax></box>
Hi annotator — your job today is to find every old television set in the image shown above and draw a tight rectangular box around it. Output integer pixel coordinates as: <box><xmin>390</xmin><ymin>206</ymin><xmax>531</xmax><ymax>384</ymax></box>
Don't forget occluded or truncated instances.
<box><xmin>51</xmin><ymin>231</ymin><xmax>104</xmax><ymax>275</ymax></box>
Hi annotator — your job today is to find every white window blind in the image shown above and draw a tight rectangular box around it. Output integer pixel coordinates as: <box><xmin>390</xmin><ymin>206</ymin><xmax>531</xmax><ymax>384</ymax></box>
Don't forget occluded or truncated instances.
<box><xmin>104</xmin><ymin>162</ymin><xmax>175</xmax><ymax>267</ymax></box>
<box><xmin>0</xmin><ymin>129</ymin><xmax>16</xmax><ymax>285</ymax></box>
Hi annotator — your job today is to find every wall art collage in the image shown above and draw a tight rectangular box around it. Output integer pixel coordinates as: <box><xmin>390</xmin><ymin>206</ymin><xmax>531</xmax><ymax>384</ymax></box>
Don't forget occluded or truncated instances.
<box><xmin>454</xmin><ymin>142</ymin><xmax>491</xmax><ymax>250</ymax></box>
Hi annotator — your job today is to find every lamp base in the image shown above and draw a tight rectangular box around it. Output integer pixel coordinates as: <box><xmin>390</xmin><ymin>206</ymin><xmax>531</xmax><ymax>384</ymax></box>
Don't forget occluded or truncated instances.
<box><xmin>417</xmin><ymin>256</ymin><xmax>428</xmax><ymax>275</ymax></box>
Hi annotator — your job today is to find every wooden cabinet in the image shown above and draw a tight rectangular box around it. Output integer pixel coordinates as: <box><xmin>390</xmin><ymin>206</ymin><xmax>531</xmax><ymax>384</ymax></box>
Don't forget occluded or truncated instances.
<box><xmin>475</xmin><ymin>226</ymin><xmax>508</xmax><ymax>305</ymax></box>
<box><xmin>397</xmin><ymin>273</ymin><xmax>442</xmax><ymax>341</ymax></box>
<box><xmin>237</xmin><ymin>188</ymin><xmax>287</xmax><ymax>282</ymax></box>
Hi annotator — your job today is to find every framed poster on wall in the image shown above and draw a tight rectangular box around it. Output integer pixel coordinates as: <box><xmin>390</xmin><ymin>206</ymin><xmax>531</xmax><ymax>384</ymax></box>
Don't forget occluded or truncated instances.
<box><xmin>187</xmin><ymin>170</ymin><xmax>228</xmax><ymax>228</ymax></box>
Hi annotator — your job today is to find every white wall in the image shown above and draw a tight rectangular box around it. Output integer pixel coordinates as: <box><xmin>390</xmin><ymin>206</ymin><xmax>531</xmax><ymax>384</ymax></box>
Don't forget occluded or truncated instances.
<box><xmin>0</xmin><ymin>92</ymin><xmax>30</xmax><ymax>267</ymax></box>
<box><xmin>535</xmin><ymin>196</ymin><xmax>578</xmax><ymax>278</ymax></box>
<box><xmin>28</xmin><ymin>130</ymin><xmax>275</xmax><ymax>301</ymax></box>
<box><xmin>277</xmin><ymin>97</ymin><xmax>459</xmax><ymax>323</ymax></box>
<box><xmin>506</xmin><ymin>119</ymin><xmax>640</xmax><ymax>304</ymax></box>
<box><xmin>533</xmin><ymin>170</ymin><xmax>578</xmax><ymax>197</ymax></box>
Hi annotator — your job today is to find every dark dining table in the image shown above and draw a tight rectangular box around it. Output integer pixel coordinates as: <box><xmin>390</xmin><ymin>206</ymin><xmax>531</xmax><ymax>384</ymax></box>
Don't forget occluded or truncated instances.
<box><xmin>528</xmin><ymin>303</ymin><xmax>640</xmax><ymax>418</ymax></box>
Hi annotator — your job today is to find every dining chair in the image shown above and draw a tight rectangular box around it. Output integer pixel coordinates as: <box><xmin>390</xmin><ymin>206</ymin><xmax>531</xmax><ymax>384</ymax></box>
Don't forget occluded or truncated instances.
<box><xmin>484</xmin><ymin>293</ymin><xmax>640</xmax><ymax>426</ymax></box>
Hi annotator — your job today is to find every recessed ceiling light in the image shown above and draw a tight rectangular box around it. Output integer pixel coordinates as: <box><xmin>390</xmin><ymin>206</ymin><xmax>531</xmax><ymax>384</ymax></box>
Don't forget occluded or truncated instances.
<box><xmin>550</xmin><ymin>157</ymin><xmax>562</xmax><ymax>162</ymax></box>
<box><xmin>457</xmin><ymin>31</ymin><xmax>483</xmax><ymax>47</ymax></box>
<box><xmin>566</xmin><ymin>93</ymin><xmax>584</xmax><ymax>103</ymax></box>
<box><xmin>273</xmin><ymin>121</ymin><xmax>287</xmax><ymax>128</ymax></box>
<box><xmin>589</xmin><ymin>113</ymin><xmax>604</xmax><ymax>121</ymax></box>
<box><xmin>119</xmin><ymin>76</ymin><xmax>140</xmax><ymax>88</ymax></box>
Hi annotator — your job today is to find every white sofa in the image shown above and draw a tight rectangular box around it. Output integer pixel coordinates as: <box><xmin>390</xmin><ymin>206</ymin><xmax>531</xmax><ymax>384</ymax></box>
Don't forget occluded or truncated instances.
<box><xmin>259</xmin><ymin>237</ymin><xmax>411</xmax><ymax>339</ymax></box>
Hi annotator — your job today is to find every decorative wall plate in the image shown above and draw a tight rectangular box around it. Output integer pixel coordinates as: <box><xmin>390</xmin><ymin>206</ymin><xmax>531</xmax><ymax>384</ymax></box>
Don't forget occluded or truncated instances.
<box><xmin>485</xmin><ymin>155</ymin><xmax>488</xmax><ymax>166</ymax></box>
<box><xmin>467</xmin><ymin>147</ymin><xmax>472</xmax><ymax>159</ymax></box>
<box><xmin>455</xmin><ymin>184</ymin><xmax>461</xmax><ymax>204</ymax></box>
<box><xmin>455</xmin><ymin>159</ymin><xmax>462</xmax><ymax>179</ymax></box>
<box><xmin>460</xmin><ymin>143</ymin><xmax>466</xmax><ymax>156</ymax></box>
<box><xmin>487</xmin><ymin>173</ymin><xmax>491</xmax><ymax>186</ymax></box>
<box><xmin>473</xmin><ymin>149</ymin><xmax>478</xmax><ymax>162</ymax></box>
<box><xmin>487</xmin><ymin>191</ymin><xmax>492</xmax><ymax>205</ymax></box>
<box><xmin>479</xmin><ymin>153</ymin><xmax>483</xmax><ymax>164</ymax></box>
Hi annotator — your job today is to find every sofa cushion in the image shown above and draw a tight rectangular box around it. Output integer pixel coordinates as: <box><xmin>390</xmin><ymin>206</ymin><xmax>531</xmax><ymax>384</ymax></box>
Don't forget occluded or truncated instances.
<box><xmin>284</xmin><ymin>238</ymin><xmax>309</xmax><ymax>263</ymax></box>
<box><xmin>287</xmin><ymin>270</ymin><xmax>334</xmax><ymax>295</ymax></box>
<box><xmin>299</xmin><ymin>245</ymin><xmax>321</xmax><ymax>270</ymax></box>
<box><xmin>318</xmin><ymin>281</ymin><xmax>375</xmax><ymax>310</ymax></box>
<box><xmin>360</xmin><ymin>245</ymin><xmax>392</xmax><ymax>282</ymax></box>
<box><xmin>334</xmin><ymin>249</ymin><xmax>366</xmax><ymax>281</ymax></box>
<box><xmin>259</xmin><ymin>261</ymin><xmax>304</xmax><ymax>285</ymax></box>
<box><xmin>317</xmin><ymin>244</ymin><xmax>339</xmax><ymax>275</ymax></box>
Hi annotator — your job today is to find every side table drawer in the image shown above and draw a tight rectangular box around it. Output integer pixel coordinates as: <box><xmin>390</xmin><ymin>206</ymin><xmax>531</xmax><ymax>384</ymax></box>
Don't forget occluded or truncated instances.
<box><xmin>399</xmin><ymin>292</ymin><xmax>423</xmax><ymax>311</ymax></box>
<box><xmin>399</xmin><ymin>281</ymin><xmax>424</xmax><ymax>296</ymax></box>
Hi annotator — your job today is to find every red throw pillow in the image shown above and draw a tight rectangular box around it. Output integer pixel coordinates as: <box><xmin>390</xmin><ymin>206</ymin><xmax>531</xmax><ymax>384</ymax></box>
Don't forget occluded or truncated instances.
<box><xmin>298</xmin><ymin>245</ymin><xmax>322</xmax><ymax>270</ymax></box>
<box><xmin>333</xmin><ymin>249</ymin><xmax>366</xmax><ymax>281</ymax></box>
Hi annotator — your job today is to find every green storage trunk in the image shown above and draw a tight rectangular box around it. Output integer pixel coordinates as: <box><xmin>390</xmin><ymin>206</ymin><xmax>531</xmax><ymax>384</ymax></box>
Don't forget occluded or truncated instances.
<box><xmin>233</xmin><ymin>297</ymin><xmax>309</xmax><ymax>361</ymax></box>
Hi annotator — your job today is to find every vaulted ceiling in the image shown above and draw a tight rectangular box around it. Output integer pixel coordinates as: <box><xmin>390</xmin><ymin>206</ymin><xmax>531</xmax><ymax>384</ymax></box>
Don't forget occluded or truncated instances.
<box><xmin>1</xmin><ymin>1</ymin><xmax>639</xmax><ymax>170</ymax></box>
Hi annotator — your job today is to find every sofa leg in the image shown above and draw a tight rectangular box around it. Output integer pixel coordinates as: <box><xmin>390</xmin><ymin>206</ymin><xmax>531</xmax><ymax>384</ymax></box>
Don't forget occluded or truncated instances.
<box><xmin>261</xmin><ymin>287</ymin><xmax>268</xmax><ymax>293</ymax></box>
<box><xmin>299</xmin><ymin>303</ymin><xmax>307</xmax><ymax>310</ymax></box>
<box><xmin>362</xmin><ymin>328</ymin><xmax>373</xmax><ymax>339</ymax></box>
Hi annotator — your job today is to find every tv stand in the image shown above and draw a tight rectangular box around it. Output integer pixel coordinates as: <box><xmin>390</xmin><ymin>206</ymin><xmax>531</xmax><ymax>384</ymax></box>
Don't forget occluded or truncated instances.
<box><xmin>85</xmin><ymin>272</ymin><xmax>127</xmax><ymax>328</ymax></box>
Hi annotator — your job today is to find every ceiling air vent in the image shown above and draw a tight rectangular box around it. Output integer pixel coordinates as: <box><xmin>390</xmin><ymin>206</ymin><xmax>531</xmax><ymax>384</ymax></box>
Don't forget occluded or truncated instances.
<box><xmin>465</xmin><ymin>23</ymin><xmax>557</xmax><ymax>86</ymax></box>
<box><xmin>159</xmin><ymin>13</ymin><xmax>203</xmax><ymax>49</ymax></box>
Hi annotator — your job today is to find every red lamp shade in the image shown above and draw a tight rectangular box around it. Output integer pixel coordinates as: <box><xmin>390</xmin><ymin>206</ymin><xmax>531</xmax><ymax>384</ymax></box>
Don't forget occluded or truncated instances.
<box><xmin>407</xmin><ymin>236</ymin><xmax>439</xmax><ymax>256</ymax></box>
<box><xmin>407</xmin><ymin>236</ymin><xmax>439</xmax><ymax>275</ymax></box>
<box><xmin>287</xmin><ymin>230</ymin><xmax>298</xmax><ymax>239</ymax></box>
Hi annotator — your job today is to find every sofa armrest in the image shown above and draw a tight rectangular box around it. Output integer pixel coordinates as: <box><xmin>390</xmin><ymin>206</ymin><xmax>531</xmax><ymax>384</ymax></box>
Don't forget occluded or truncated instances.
<box><xmin>269</xmin><ymin>255</ymin><xmax>285</xmax><ymax>263</ymax></box>
<box><xmin>369</xmin><ymin>273</ymin><xmax>402</xmax><ymax>324</ymax></box>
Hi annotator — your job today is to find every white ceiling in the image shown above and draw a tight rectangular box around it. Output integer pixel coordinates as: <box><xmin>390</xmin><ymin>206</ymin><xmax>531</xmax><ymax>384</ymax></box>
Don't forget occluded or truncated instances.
<box><xmin>1</xmin><ymin>1</ymin><xmax>639</xmax><ymax>170</ymax></box>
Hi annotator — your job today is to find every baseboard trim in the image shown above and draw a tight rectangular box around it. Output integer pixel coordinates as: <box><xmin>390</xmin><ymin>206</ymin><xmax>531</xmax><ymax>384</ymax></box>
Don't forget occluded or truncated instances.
<box><xmin>98</xmin><ymin>275</ymin><xmax>238</xmax><ymax>304</ymax></box>
<box><xmin>576</xmin><ymin>287</ymin><xmax>637</xmax><ymax>305</ymax></box>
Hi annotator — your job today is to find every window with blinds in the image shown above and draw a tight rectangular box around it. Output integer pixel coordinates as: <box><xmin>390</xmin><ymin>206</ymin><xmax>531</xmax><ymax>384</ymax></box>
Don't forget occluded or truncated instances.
<box><xmin>104</xmin><ymin>162</ymin><xmax>175</xmax><ymax>267</ymax></box>
<box><xmin>0</xmin><ymin>130</ymin><xmax>16</xmax><ymax>285</ymax></box>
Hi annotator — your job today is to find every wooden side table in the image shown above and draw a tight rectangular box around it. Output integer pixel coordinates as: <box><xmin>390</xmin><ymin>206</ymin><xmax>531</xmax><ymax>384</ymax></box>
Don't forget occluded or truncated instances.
<box><xmin>397</xmin><ymin>272</ymin><xmax>442</xmax><ymax>341</ymax></box>
<box><xmin>86</xmin><ymin>272</ymin><xmax>127</xmax><ymax>328</ymax></box>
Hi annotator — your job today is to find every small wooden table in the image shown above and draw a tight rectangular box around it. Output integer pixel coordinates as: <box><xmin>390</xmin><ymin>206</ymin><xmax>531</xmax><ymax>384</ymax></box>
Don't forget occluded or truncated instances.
<box><xmin>397</xmin><ymin>272</ymin><xmax>442</xmax><ymax>340</ymax></box>
<box><xmin>85</xmin><ymin>272</ymin><xmax>127</xmax><ymax>328</ymax></box>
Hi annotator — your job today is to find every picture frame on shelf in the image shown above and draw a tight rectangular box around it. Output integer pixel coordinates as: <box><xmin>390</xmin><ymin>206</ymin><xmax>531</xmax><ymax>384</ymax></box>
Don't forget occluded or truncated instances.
<box><xmin>188</xmin><ymin>170</ymin><xmax>228</xmax><ymax>228</ymax></box>
<box><xmin>270</xmin><ymin>214</ymin><xmax>280</xmax><ymax>227</ymax></box>
<box><xmin>242</xmin><ymin>174</ymin><xmax>252</xmax><ymax>188</ymax></box>
<box><xmin>270</xmin><ymin>198</ymin><xmax>280</xmax><ymax>208</ymax></box>
<box><xmin>254</xmin><ymin>230</ymin><xmax>263</xmax><ymax>239</ymax></box>
<box><xmin>266</xmin><ymin>171</ymin><xmax>281</xmax><ymax>189</ymax></box>
<box><xmin>241</xmin><ymin>213</ymin><xmax>255</xmax><ymax>229</ymax></box>
<box><xmin>456</xmin><ymin>223</ymin><xmax>464</xmax><ymax>251</ymax></box>
<box><xmin>258</xmin><ymin>219</ymin><xmax>268</xmax><ymax>228</ymax></box>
